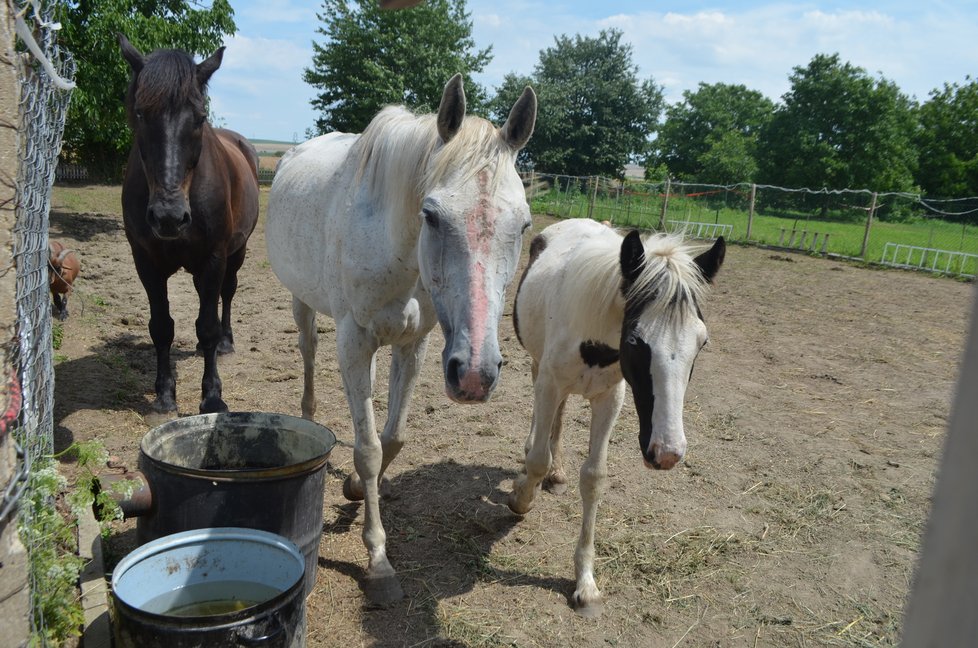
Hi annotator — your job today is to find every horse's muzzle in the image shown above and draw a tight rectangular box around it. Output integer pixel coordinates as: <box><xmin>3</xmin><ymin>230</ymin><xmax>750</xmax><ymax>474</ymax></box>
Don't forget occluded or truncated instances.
<box><xmin>147</xmin><ymin>197</ymin><xmax>192</xmax><ymax>240</ymax></box>
<box><xmin>444</xmin><ymin>354</ymin><xmax>501</xmax><ymax>403</ymax></box>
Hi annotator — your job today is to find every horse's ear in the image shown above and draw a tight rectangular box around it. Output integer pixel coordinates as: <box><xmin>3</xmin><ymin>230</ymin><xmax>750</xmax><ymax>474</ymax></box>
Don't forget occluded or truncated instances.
<box><xmin>694</xmin><ymin>236</ymin><xmax>726</xmax><ymax>284</ymax></box>
<box><xmin>500</xmin><ymin>86</ymin><xmax>537</xmax><ymax>151</ymax></box>
<box><xmin>197</xmin><ymin>46</ymin><xmax>225</xmax><ymax>87</ymax></box>
<box><xmin>118</xmin><ymin>33</ymin><xmax>144</xmax><ymax>74</ymax></box>
<box><xmin>619</xmin><ymin>230</ymin><xmax>645</xmax><ymax>294</ymax></box>
<box><xmin>437</xmin><ymin>73</ymin><xmax>466</xmax><ymax>143</ymax></box>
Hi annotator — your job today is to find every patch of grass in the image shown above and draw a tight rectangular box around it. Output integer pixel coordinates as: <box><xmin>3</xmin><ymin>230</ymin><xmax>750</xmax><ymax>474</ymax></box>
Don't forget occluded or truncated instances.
<box><xmin>434</xmin><ymin>601</ymin><xmax>516</xmax><ymax>647</ymax></box>
<box><xmin>51</xmin><ymin>184</ymin><xmax>122</xmax><ymax>215</ymax></box>
<box><xmin>759</xmin><ymin>484</ymin><xmax>847</xmax><ymax>542</ymax></box>
<box><xmin>51</xmin><ymin>322</ymin><xmax>64</xmax><ymax>350</ymax></box>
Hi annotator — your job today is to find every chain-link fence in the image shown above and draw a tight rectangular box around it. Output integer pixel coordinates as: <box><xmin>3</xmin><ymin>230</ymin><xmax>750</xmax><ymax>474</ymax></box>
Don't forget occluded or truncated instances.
<box><xmin>524</xmin><ymin>173</ymin><xmax>978</xmax><ymax>279</ymax></box>
<box><xmin>8</xmin><ymin>0</ymin><xmax>75</xmax><ymax>641</ymax></box>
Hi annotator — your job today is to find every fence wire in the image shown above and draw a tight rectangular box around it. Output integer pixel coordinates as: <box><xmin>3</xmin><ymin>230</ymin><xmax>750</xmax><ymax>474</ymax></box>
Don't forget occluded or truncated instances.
<box><xmin>524</xmin><ymin>173</ymin><xmax>978</xmax><ymax>279</ymax></box>
<box><xmin>10</xmin><ymin>0</ymin><xmax>75</xmax><ymax>642</ymax></box>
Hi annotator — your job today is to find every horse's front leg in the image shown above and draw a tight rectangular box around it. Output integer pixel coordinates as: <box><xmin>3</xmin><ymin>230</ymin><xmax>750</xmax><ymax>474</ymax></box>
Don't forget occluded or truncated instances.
<box><xmin>335</xmin><ymin>315</ymin><xmax>402</xmax><ymax>605</ymax></box>
<box><xmin>509</xmin><ymin>371</ymin><xmax>565</xmax><ymax>515</ymax></box>
<box><xmin>573</xmin><ymin>381</ymin><xmax>625</xmax><ymax>617</ymax></box>
<box><xmin>344</xmin><ymin>334</ymin><xmax>430</xmax><ymax>500</ymax></box>
<box><xmin>194</xmin><ymin>256</ymin><xmax>228</xmax><ymax>413</ymax></box>
<box><xmin>132</xmin><ymin>252</ymin><xmax>176</xmax><ymax>413</ymax></box>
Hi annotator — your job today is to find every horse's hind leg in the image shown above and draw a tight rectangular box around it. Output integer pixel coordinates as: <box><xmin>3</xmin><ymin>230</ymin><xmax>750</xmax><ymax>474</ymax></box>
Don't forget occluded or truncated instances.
<box><xmin>343</xmin><ymin>334</ymin><xmax>430</xmax><ymax>501</ymax></box>
<box><xmin>572</xmin><ymin>382</ymin><xmax>625</xmax><ymax>617</ymax></box>
<box><xmin>217</xmin><ymin>246</ymin><xmax>246</xmax><ymax>354</ymax></box>
<box><xmin>292</xmin><ymin>297</ymin><xmax>318</xmax><ymax>420</ymax></box>
<box><xmin>509</xmin><ymin>372</ymin><xmax>565</xmax><ymax>515</ymax></box>
<box><xmin>543</xmin><ymin>398</ymin><xmax>569</xmax><ymax>494</ymax></box>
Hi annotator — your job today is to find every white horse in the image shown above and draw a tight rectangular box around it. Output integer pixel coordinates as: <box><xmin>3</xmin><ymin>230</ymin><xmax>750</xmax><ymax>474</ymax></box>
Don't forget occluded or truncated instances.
<box><xmin>265</xmin><ymin>74</ymin><xmax>536</xmax><ymax>605</ymax></box>
<box><xmin>508</xmin><ymin>218</ymin><xmax>725</xmax><ymax>616</ymax></box>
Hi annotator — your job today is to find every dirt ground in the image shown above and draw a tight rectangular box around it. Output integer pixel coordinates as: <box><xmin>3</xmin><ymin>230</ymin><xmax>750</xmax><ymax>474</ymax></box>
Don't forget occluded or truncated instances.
<box><xmin>49</xmin><ymin>185</ymin><xmax>972</xmax><ymax>647</ymax></box>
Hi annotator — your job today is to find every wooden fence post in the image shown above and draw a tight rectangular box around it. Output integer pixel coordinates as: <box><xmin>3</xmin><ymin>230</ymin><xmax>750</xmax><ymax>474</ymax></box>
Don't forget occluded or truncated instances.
<box><xmin>658</xmin><ymin>176</ymin><xmax>671</xmax><ymax>231</ymax></box>
<box><xmin>746</xmin><ymin>183</ymin><xmax>756</xmax><ymax>241</ymax></box>
<box><xmin>860</xmin><ymin>192</ymin><xmax>878</xmax><ymax>259</ymax></box>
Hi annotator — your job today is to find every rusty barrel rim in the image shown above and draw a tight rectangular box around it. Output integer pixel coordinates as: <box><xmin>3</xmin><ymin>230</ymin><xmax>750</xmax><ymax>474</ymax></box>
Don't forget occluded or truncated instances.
<box><xmin>139</xmin><ymin>411</ymin><xmax>336</xmax><ymax>482</ymax></box>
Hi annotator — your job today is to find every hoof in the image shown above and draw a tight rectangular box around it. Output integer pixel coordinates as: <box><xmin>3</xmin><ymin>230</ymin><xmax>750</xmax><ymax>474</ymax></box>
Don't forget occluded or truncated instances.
<box><xmin>543</xmin><ymin>477</ymin><xmax>568</xmax><ymax>495</ymax></box>
<box><xmin>217</xmin><ymin>339</ymin><xmax>235</xmax><ymax>355</ymax></box>
<box><xmin>572</xmin><ymin>593</ymin><xmax>604</xmax><ymax>618</ymax></box>
<box><xmin>506</xmin><ymin>491</ymin><xmax>533</xmax><ymax>516</ymax></box>
<box><xmin>151</xmin><ymin>396</ymin><xmax>177</xmax><ymax>414</ymax></box>
<box><xmin>342</xmin><ymin>474</ymin><xmax>365</xmax><ymax>501</ymax></box>
<box><xmin>200</xmin><ymin>396</ymin><xmax>228</xmax><ymax>414</ymax></box>
<box><xmin>363</xmin><ymin>573</ymin><xmax>404</xmax><ymax>608</ymax></box>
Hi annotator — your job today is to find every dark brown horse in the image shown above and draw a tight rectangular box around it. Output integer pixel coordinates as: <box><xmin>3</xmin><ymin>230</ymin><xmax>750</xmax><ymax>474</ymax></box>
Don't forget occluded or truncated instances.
<box><xmin>119</xmin><ymin>34</ymin><xmax>259</xmax><ymax>414</ymax></box>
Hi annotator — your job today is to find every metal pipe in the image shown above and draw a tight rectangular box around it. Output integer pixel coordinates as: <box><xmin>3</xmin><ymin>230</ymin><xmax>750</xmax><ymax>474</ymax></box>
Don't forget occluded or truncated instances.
<box><xmin>95</xmin><ymin>471</ymin><xmax>153</xmax><ymax>519</ymax></box>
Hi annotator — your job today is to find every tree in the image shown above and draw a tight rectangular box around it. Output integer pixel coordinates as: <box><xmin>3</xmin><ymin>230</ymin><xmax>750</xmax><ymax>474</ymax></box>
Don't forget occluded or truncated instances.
<box><xmin>305</xmin><ymin>0</ymin><xmax>491</xmax><ymax>134</ymax></box>
<box><xmin>54</xmin><ymin>0</ymin><xmax>236</xmax><ymax>178</ymax></box>
<box><xmin>652</xmin><ymin>82</ymin><xmax>773</xmax><ymax>183</ymax></box>
<box><xmin>757</xmin><ymin>53</ymin><xmax>917</xmax><ymax>195</ymax></box>
<box><xmin>490</xmin><ymin>29</ymin><xmax>663</xmax><ymax>178</ymax></box>
<box><xmin>915</xmin><ymin>78</ymin><xmax>978</xmax><ymax>198</ymax></box>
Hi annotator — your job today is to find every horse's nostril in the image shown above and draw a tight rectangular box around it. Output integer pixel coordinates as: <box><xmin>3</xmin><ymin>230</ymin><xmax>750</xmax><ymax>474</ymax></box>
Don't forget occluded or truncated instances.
<box><xmin>181</xmin><ymin>211</ymin><xmax>191</xmax><ymax>226</ymax></box>
<box><xmin>446</xmin><ymin>357</ymin><xmax>462</xmax><ymax>385</ymax></box>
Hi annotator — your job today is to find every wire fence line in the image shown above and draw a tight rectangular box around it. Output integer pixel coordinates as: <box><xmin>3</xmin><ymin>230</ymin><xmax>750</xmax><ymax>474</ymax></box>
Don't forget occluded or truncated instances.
<box><xmin>8</xmin><ymin>0</ymin><xmax>75</xmax><ymax>642</ymax></box>
<box><xmin>523</xmin><ymin>173</ymin><xmax>978</xmax><ymax>279</ymax></box>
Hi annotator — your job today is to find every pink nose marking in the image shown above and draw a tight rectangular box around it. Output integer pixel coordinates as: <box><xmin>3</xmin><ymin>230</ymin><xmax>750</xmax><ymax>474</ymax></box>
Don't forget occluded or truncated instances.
<box><xmin>459</xmin><ymin>370</ymin><xmax>486</xmax><ymax>399</ymax></box>
<box><xmin>465</xmin><ymin>171</ymin><xmax>496</xmax><ymax>370</ymax></box>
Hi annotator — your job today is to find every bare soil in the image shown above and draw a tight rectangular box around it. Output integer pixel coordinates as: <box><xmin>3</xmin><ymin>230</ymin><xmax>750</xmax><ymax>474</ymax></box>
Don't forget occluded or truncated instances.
<box><xmin>50</xmin><ymin>185</ymin><xmax>971</xmax><ymax>647</ymax></box>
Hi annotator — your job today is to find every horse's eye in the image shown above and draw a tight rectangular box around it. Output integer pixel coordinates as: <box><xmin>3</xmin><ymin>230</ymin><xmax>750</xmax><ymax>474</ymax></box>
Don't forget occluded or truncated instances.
<box><xmin>521</xmin><ymin>219</ymin><xmax>532</xmax><ymax>233</ymax></box>
<box><xmin>626</xmin><ymin>334</ymin><xmax>638</xmax><ymax>346</ymax></box>
<box><xmin>135</xmin><ymin>110</ymin><xmax>144</xmax><ymax>121</ymax></box>
<box><xmin>194</xmin><ymin>115</ymin><xmax>206</xmax><ymax>128</ymax></box>
<box><xmin>423</xmin><ymin>209</ymin><xmax>439</xmax><ymax>229</ymax></box>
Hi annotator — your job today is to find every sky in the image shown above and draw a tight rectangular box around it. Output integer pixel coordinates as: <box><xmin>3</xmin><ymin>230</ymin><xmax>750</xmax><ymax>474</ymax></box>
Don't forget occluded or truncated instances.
<box><xmin>206</xmin><ymin>1</ymin><xmax>978</xmax><ymax>142</ymax></box>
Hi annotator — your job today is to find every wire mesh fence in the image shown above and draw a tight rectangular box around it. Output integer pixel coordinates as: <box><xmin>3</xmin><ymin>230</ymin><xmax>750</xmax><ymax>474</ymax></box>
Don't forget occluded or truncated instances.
<box><xmin>8</xmin><ymin>0</ymin><xmax>75</xmax><ymax>642</ymax></box>
<box><xmin>524</xmin><ymin>173</ymin><xmax>978</xmax><ymax>279</ymax></box>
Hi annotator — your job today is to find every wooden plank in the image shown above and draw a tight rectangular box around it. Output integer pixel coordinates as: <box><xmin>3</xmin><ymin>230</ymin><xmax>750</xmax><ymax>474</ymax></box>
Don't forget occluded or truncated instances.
<box><xmin>78</xmin><ymin>505</ymin><xmax>111</xmax><ymax>648</ymax></box>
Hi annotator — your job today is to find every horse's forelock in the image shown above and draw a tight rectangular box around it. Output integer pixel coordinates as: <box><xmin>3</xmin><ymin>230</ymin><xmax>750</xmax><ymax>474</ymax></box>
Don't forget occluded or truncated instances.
<box><xmin>423</xmin><ymin>116</ymin><xmax>514</xmax><ymax>195</ymax></box>
<box><xmin>132</xmin><ymin>49</ymin><xmax>206</xmax><ymax>116</ymax></box>
<box><xmin>625</xmin><ymin>234</ymin><xmax>712</xmax><ymax>321</ymax></box>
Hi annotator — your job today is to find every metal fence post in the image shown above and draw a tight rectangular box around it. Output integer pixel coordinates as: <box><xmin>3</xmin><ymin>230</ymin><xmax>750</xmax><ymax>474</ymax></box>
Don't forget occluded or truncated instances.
<box><xmin>746</xmin><ymin>183</ymin><xmax>756</xmax><ymax>241</ymax></box>
<box><xmin>658</xmin><ymin>176</ymin><xmax>671</xmax><ymax>231</ymax></box>
<box><xmin>587</xmin><ymin>175</ymin><xmax>598</xmax><ymax>220</ymax></box>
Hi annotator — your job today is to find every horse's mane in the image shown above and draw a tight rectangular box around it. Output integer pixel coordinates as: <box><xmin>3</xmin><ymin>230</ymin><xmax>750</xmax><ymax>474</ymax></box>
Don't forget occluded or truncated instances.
<box><xmin>354</xmin><ymin>106</ymin><xmax>516</xmax><ymax>208</ymax></box>
<box><xmin>565</xmin><ymin>230</ymin><xmax>712</xmax><ymax>336</ymax></box>
<box><xmin>128</xmin><ymin>49</ymin><xmax>207</xmax><ymax>118</ymax></box>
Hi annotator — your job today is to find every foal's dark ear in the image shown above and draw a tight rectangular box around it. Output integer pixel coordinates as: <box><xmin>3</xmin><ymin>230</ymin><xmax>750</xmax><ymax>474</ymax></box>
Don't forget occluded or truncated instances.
<box><xmin>197</xmin><ymin>46</ymin><xmax>225</xmax><ymax>87</ymax></box>
<box><xmin>694</xmin><ymin>236</ymin><xmax>726</xmax><ymax>284</ymax></box>
<box><xmin>620</xmin><ymin>230</ymin><xmax>646</xmax><ymax>294</ymax></box>
<box><xmin>118</xmin><ymin>33</ymin><xmax>144</xmax><ymax>73</ymax></box>
<box><xmin>500</xmin><ymin>86</ymin><xmax>536</xmax><ymax>151</ymax></box>
<box><xmin>437</xmin><ymin>73</ymin><xmax>466</xmax><ymax>143</ymax></box>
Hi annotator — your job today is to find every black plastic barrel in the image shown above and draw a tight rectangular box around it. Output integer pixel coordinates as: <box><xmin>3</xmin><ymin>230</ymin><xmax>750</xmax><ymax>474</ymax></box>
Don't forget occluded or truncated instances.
<box><xmin>129</xmin><ymin>412</ymin><xmax>336</xmax><ymax>596</ymax></box>
<box><xmin>111</xmin><ymin>527</ymin><xmax>306</xmax><ymax>647</ymax></box>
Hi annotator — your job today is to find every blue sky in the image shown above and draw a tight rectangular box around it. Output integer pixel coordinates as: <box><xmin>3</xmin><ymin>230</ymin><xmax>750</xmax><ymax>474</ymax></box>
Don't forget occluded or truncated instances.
<box><xmin>206</xmin><ymin>1</ymin><xmax>978</xmax><ymax>141</ymax></box>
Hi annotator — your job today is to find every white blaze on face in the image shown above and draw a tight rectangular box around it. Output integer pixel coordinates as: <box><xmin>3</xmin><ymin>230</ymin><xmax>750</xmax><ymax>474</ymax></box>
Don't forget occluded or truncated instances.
<box><xmin>459</xmin><ymin>170</ymin><xmax>496</xmax><ymax>398</ymax></box>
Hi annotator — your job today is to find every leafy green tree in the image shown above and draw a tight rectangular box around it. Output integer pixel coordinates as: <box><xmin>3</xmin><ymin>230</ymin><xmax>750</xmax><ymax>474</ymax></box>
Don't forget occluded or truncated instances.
<box><xmin>757</xmin><ymin>53</ymin><xmax>917</xmax><ymax>195</ymax></box>
<box><xmin>490</xmin><ymin>29</ymin><xmax>663</xmax><ymax>178</ymax></box>
<box><xmin>915</xmin><ymin>78</ymin><xmax>978</xmax><ymax>197</ymax></box>
<box><xmin>305</xmin><ymin>0</ymin><xmax>491</xmax><ymax>134</ymax></box>
<box><xmin>652</xmin><ymin>82</ymin><xmax>773</xmax><ymax>183</ymax></box>
<box><xmin>54</xmin><ymin>0</ymin><xmax>236</xmax><ymax>178</ymax></box>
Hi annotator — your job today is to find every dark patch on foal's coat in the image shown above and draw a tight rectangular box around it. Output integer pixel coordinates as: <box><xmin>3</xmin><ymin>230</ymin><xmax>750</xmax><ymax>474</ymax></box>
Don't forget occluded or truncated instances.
<box><xmin>579</xmin><ymin>340</ymin><xmax>619</xmax><ymax>368</ymax></box>
<box><xmin>513</xmin><ymin>233</ymin><xmax>547</xmax><ymax>347</ymax></box>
